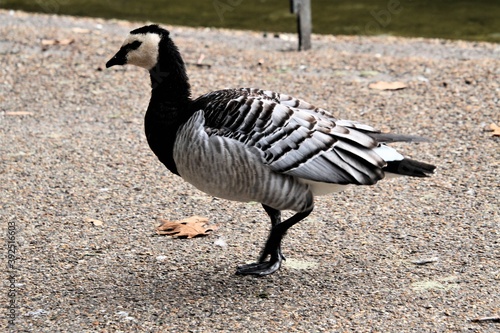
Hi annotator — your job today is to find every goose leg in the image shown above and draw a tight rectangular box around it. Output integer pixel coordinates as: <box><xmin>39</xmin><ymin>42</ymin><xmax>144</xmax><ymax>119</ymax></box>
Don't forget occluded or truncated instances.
<box><xmin>259</xmin><ymin>205</ymin><xmax>284</xmax><ymax>263</ymax></box>
<box><xmin>236</xmin><ymin>205</ymin><xmax>312</xmax><ymax>276</ymax></box>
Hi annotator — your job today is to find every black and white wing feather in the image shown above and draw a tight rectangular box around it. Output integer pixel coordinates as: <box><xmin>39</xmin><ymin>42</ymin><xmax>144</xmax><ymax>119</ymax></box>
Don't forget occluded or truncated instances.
<box><xmin>192</xmin><ymin>88</ymin><xmax>394</xmax><ymax>186</ymax></box>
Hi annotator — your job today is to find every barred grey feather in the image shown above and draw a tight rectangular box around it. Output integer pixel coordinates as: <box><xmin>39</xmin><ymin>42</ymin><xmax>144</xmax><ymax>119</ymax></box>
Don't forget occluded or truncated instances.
<box><xmin>193</xmin><ymin>88</ymin><xmax>388</xmax><ymax>187</ymax></box>
<box><xmin>173</xmin><ymin>111</ymin><xmax>313</xmax><ymax>212</ymax></box>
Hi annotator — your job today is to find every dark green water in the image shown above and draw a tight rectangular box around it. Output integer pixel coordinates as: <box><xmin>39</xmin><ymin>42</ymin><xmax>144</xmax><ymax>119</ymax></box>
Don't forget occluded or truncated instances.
<box><xmin>2</xmin><ymin>0</ymin><xmax>499</xmax><ymax>42</ymax></box>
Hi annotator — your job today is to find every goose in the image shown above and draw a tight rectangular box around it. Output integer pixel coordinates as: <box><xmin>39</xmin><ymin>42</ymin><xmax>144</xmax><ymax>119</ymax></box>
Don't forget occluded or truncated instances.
<box><xmin>106</xmin><ymin>24</ymin><xmax>436</xmax><ymax>276</ymax></box>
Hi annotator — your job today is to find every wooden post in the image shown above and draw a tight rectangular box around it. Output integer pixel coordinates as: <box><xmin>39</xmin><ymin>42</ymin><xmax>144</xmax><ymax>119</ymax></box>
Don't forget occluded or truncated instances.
<box><xmin>290</xmin><ymin>0</ymin><xmax>312</xmax><ymax>50</ymax></box>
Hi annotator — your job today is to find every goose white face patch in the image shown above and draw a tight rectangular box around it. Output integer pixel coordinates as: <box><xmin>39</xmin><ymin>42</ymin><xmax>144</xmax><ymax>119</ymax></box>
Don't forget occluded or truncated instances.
<box><xmin>123</xmin><ymin>32</ymin><xmax>161</xmax><ymax>70</ymax></box>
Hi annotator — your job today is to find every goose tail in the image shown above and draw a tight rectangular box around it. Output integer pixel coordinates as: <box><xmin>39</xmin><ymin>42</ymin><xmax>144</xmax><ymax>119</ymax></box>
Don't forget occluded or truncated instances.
<box><xmin>384</xmin><ymin>158</ymin><xmax>436</xmax><ymax>177</ymax></box>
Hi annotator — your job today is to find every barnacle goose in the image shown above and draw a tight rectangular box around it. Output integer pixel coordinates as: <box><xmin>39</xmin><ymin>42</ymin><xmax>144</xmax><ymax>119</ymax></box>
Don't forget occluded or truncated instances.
<box><xmin>106</xmin><ymin>25</ymin><xmax>436</xmax><ymax>276</ymax></box>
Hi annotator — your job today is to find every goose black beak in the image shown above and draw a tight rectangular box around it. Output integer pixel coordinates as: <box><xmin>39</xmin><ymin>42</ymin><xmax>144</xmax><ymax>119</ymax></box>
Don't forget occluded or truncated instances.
<box><xmin>106</xmin><ymin>50</ymin><xmax>127</xmax><ymax>68</ymax></box>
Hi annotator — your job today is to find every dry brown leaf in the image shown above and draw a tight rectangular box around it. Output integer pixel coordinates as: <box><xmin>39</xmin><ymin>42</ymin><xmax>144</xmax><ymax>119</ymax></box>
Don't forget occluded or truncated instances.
<box><xmin>489</xmin><ymin>123</ymin><xmax>500</xmax><ymax>137</ymax></box>
<box><xmin>156</xmin><ymin>216</ymin><xmax>214</xmax><ymax>238</ymax></box>
<box><xmin>369</xmin><ymin>81</ymin><xmax>407</xmax><ymax>91</ymax></box>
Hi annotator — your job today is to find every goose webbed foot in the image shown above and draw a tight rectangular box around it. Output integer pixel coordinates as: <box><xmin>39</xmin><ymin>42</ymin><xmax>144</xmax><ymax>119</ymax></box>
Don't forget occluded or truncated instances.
<box><xmin>236</xmin><ymin>256</ymin><xmax>283</xmax><ymax>276</ymax></box>
<box><xmin>236</xmin><ymin>244</ymin><xmax>285</xmax><ymax>276</ymax></box>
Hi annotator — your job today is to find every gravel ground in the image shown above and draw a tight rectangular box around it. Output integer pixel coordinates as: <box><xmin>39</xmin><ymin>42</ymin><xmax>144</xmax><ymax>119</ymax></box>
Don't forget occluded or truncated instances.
<box><xmin>1</xmin><ymin>9</ymin><xmax>499</xmax><ymax>333</ymax></box>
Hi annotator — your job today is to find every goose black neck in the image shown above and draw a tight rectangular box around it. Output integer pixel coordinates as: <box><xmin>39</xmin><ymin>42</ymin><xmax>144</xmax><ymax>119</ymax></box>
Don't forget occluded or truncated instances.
<box><xmin>149</xmin><ymin>35</ymin><xmax>191</xmax><ymax>106</ymax></box>
<box><xmin>145</xmin><ymin>34</ymin><xmax>192</xmax><ymax>177</ymax></box>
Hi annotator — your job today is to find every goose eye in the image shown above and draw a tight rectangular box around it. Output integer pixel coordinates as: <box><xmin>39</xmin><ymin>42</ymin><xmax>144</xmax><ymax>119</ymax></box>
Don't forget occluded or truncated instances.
<box><xmin>127</xmin><ymin>40</ymin><xmax>142</xmax><ymax>51</ymax></box>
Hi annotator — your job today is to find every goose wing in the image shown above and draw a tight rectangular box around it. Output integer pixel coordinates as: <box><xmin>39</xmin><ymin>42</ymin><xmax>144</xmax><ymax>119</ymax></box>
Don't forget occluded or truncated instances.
<box><xmin>191</xmin><ymin>88</ymin><xmax>389</xmax><ymax>185</ymax></box>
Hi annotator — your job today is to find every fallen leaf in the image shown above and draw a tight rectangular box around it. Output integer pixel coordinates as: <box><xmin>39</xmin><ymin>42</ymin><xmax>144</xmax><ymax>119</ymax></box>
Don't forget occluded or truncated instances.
<box><xmin>489</xmin><ymin>123</ymin><xmax>500</xmax><ymax>137</ymax></box>
<box><xmin>369</xmin><ymin>81</ymin><xmax>407</xmax><ymax>91</ymax></box>
<box><xmin>4</xmin><ymin>111</ymin><xmax>34</xmax><ymax>116</ymax></box>
<box><xmin>156</xmin><ymin>215</ymin><xmax>214</xmax><ymax>238</ymax></box>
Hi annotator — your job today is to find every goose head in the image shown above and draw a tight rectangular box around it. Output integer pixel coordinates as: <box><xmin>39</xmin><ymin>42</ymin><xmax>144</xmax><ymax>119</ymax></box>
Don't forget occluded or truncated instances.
<box><xmin>106</xmin><ymin>24</ymin><xmax>190</xmax><ymax>96</ymax></box>
<box><xmin>106</xmin><ymin>25</ymin><xmax>167</xmax><ymax>70</ymax></box>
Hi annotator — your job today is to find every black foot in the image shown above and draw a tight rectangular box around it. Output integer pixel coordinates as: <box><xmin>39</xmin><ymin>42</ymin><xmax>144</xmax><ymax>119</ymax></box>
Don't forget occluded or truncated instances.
<box><xmin>235</xmin><ymin>204</ymin><xmax>313</xmax><ymax>276</ymax></box>
<box><xmin>236</xmin><ymin>256</ymin><xmax>283</xmax><ymax>276</ymax></box>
